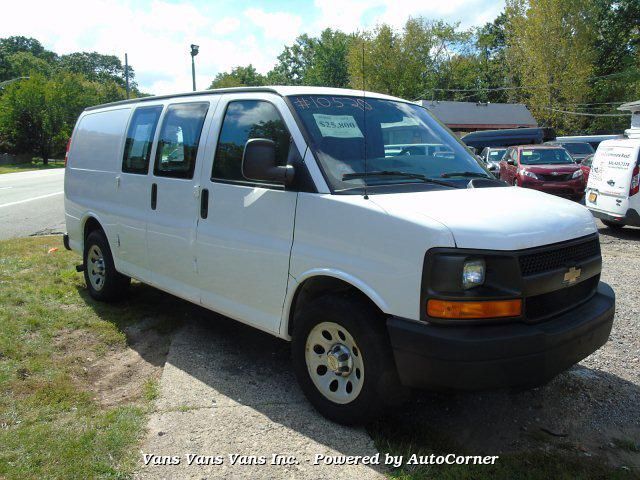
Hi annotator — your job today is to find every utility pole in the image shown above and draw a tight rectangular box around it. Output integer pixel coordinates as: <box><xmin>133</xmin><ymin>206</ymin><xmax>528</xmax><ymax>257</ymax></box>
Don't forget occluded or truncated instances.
<box><xmin>125</xmin><ymin>53</ymin><xmax>130</xmax><ymax>99</ymax></box>
<box><xmin>190</xmin><ymin>44</ymin><xmax>199</xmax><ymax>91</ymax></box>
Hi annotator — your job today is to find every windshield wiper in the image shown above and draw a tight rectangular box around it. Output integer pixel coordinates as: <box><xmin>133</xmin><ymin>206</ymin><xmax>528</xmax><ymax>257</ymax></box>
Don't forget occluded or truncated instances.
<box><xmin>440</xmin><ymin>171</ymin><xmax>492</xmax><ymax>179</ymax></box>
<box><xmin>342</xmin><ymin>170</ymin><xmax>460</xmax><ymax>188</ymax></box>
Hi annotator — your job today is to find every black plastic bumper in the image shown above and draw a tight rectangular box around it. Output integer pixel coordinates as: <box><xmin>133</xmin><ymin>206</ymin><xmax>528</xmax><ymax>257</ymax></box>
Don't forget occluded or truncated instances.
<box><xmin>387</xmin><ymin>282</ymin><xmax>615</xmax><ymax>391</ymax></box>
<box><xmin>590</xmin><ymin>208</ymin><xmax>640</xmax><ymax>227</ymax></box>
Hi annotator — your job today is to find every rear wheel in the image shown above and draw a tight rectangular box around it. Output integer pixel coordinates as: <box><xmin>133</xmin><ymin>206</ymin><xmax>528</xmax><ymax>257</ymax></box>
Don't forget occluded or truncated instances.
<box><xmin>602</xmin><ymin>220</ymin><xmax>625</xmax><ymax>230</ymax></box>
<box><xmin>83</xmin><ymin>230</ymin><xmax>130</xmax><ymax>301</ymax></box>
<box><xmin>292</xmin><ymin>294</ymin><xmax>404</xmax><ymax>425</ymax></box>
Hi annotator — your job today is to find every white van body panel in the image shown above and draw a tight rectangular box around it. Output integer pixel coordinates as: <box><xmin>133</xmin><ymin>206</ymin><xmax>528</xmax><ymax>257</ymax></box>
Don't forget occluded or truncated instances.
<box><xmin>195</xmin><ymin>93</ymin><xmax>300</xmax><ymax>335</ymax></box>
<box><xmin>289</xmin><ymin>193</ymin><xmax>455</xmax><ymax>323</ymax></box>
<box><xmin>65</xmin><ymin>107</ymin><xmax>132</xmax><ymax>255</ymax></box>
<box><xmin>370</xmin><ymin>187</ymin><xmax>597</xmax><ymax>251</ymax></box>
<box><xmin>585</xmin><ymin>139</ymin><xmax>640</xmax><ymax>218</ymax></box>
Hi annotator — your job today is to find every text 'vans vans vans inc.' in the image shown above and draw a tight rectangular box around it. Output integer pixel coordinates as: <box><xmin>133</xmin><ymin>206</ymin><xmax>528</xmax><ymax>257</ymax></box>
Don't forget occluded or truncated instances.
<box><xmin>64</xmin><ymin>86</ymin><xmax>615</xmax><ymax>425</ymax></box>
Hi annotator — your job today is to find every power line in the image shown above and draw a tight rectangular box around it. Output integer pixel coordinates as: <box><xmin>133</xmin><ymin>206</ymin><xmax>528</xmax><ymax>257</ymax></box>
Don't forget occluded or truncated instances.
<box><xmin>539</xmin><ymin>107</ymin><xmax>631</xmax><ymax>117</ymax></box>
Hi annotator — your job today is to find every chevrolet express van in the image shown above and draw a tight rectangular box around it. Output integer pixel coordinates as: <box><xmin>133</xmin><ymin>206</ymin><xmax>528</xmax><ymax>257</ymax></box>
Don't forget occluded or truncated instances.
<box><xmin>64</xmin><ymin>87</ymin><xmax>615</xmax><ymax>425</ymax></box>
<box><xmin>585</xmin><ymin>138</ymin><xmax>640</xmax><ymax>229</ymax></box>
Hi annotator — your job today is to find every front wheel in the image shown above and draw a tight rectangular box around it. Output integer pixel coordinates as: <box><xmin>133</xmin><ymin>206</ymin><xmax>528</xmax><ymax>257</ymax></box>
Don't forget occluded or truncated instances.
<box><xmin>291</xmin><ymin>294</ymin><xmax>403</xmax><ymax>425</ymax></box>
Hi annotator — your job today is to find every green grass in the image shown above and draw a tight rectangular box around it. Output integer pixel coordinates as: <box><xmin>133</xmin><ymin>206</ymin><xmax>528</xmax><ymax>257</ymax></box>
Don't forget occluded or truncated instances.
<box><xmin>368</xmin><ymin>416</ymin><xmax>638</xmax><ymax>480</ymax></box>
<box><xmin>0</xmin><ymin>236</ymin><xmax>185</xmax><ymax>479</ymax></box>
<box><xmin>0</xmin><ymin>159</ymin><xmax>64</xmax><ymax>174</ymax></box>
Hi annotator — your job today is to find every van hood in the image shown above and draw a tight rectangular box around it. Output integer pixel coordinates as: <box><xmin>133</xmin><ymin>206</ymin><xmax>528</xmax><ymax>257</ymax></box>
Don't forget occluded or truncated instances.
<box><xmin>370</xmin><ymin>187</ymin><xmax>597</xmax><ymax>250</ymax></box>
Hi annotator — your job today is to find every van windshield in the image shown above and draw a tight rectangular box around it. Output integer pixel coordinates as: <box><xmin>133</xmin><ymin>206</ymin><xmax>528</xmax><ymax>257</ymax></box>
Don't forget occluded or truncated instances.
<box><xmin>289</xmin><ymin>95</ymin><xmax>490</xmax><ymax>192</ymax></box>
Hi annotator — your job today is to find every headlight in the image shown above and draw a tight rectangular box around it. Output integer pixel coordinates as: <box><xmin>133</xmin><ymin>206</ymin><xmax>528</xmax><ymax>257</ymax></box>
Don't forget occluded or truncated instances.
<box><xmin>572</xmin><ymin>169</ymin><xmax>583</xmax><ymax>179</ymax></box>
<box><xmin>522</xmin><ymin>170</ymin><xmax>538</xmax><ymax>179</ymax></box>
<box><xmin>462</xmin><ymin>259</ymin><xmax>485</xmax><ymax>289</ymax></box>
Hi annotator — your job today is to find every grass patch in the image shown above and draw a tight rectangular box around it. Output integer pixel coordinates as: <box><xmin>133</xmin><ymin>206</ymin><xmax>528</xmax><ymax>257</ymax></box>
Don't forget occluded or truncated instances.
<box><xmin>143</xmin><ymin>379</ymin><xmax>160</xmax><ymax>402</ymax></box>
<box><xmin>0</xmin><ymin>159</ymin><xmax>64</xmax><ymax>174</ymax></box>
<box><xmin>368</xmin><ymin>417</ymin><xmax>637</xmax><ymax>480</ymax></box>
<box><xmin>0</xmin><ymin>236</ymin><xmax>185</xmax><ymax>479</ymax></box>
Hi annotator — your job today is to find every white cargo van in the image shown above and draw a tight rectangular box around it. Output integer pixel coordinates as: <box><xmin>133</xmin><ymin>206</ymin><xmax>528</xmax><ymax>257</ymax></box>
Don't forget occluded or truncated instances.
<box><xmin>585</xmin><ymin>138</ymin><xmax>640</xmax><ymax>229</ymax></box>
<box><xmin>64</xmin><ymin>87</ymin><xmax>615</xmax><ymax>424</ymax></box>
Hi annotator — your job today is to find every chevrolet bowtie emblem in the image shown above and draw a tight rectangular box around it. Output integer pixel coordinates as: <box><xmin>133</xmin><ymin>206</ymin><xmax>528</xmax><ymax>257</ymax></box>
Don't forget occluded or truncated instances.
<box><xmin>564</xmin><ymin>266</ymin><xmax>581</xmax><ymax>284</ymax></box>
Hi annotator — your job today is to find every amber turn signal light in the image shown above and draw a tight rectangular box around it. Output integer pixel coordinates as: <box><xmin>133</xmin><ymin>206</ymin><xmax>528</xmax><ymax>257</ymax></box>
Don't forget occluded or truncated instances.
<box><xmin>427</xmin><ymin>299</ymin><xmax>522</xmax><ymax>319</ymax></box>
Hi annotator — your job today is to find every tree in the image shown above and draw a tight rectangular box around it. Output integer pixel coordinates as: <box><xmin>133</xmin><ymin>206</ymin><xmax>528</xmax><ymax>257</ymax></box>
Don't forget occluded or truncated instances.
<box><xmin>587</xmin><ymin>0</ymin><xmax>640</xmax><ymax>132</ymax></box>
<box><xmin>209</xmin><ymin>64</ymin><xmax>265</xmax><ymax>89</ymax></box>
<box><xmin>58</xmin><ymin>52</ymin><xmax>136</xmax><ymax>90</ymax></box>
<box><xmin>0</xmin><ymin>73</ymin><xmax>126</xmax><ymax>163</ymax></box>
<box><xmin>505</xmin><ymin>0</ymin><xmax>597</xmax><ymax>133</ymax></box>
<box><xmin>347</xmin><ymin>18</ymin><xmax>472</xmax><ymax>100</ymax></box>
<box><xmin>266</xmin><ymin>34</ymin><xmax>317</xmax><ymax>85</ymax></box>
<box><xmin>0</xmin><ymin>36</ymin><xmax>57</xmax><ymax>82</ymax></box>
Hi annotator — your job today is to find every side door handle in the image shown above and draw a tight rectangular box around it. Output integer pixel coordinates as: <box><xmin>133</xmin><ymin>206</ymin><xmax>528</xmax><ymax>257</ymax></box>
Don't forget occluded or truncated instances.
<box><xmin>151</xmin><ymin>183</ymin><xmax>157</xmax><ymax>210</ymax></box>
<box><xmin>200</xmin><ymin>188</ymin><xmax>209</xmax><ymax>219</ymax></box>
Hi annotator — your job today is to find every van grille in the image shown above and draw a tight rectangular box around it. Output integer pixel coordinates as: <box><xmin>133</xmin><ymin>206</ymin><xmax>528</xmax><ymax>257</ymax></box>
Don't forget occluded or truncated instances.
<box><xmin>519</xmin><ymin>238</ymin><xmax>601</xmax><ymax>276</ymax></box>
<box><xmin>525</xmin><ymin>276</ymin><xmax>599</xmax><ymax>321</ymax></box>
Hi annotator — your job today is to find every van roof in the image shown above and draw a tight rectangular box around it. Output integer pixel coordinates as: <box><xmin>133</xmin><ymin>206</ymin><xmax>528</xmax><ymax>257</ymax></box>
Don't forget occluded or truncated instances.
<box><xmin>84</xmin><ymin>86</ymin><xmax>409</xmax><ymax>112</ymax></box>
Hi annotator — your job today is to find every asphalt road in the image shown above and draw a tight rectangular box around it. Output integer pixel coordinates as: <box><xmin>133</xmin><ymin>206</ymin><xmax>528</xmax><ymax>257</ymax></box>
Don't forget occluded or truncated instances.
<box><xmin>0</xmin><ymin>169</ymin><xmax>65</xmax><ymax>240</ymax></box>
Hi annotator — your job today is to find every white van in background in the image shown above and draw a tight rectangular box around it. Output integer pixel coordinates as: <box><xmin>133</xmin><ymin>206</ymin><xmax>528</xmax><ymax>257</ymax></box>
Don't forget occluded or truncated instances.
<box><xmin>64</xmin><ymin>86</ymin><xmax>615</xmax><ymax>425</ymax></box>
<box><xmin>585</xmin><ymin>138</ymin><xmax>640</xmax><ymax>229</ymax></box>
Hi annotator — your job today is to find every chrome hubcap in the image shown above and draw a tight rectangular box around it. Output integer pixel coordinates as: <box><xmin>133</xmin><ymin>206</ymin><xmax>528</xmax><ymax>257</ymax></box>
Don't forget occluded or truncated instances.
<box><xmin>87</xmin><ymin>245</ymin><xmax>106</xmax><ymax>291</ymax></box>
<box><xmin>305</xmin><ymin>322</ymin><xmax>364</xmax><ymax>404</ymax></box>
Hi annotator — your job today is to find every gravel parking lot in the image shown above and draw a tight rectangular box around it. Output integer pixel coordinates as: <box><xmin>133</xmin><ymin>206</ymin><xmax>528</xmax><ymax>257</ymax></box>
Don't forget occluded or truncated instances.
<box><xmin>377</xmin><ymin>220</ymin><xmax>640</xmax><ymax>469</ymax></box>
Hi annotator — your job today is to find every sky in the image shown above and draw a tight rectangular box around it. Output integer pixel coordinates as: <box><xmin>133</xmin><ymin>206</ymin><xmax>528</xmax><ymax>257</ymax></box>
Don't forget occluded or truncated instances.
<box><xmin>1</xmin><ymin>0</ymin><xmax>505</xmax><ymax>95</ymax></box>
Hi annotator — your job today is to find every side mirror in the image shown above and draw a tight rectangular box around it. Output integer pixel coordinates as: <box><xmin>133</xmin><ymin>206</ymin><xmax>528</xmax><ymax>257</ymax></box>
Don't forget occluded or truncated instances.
<box><xmin>242</xmin><ymin>138</ymin><xmax>294</xmax><ymax>185</ymax></box>
<box><xmin>507</xmin><ymin>158</ymin><xmax>515</xmax><ymax>165</ymax></box>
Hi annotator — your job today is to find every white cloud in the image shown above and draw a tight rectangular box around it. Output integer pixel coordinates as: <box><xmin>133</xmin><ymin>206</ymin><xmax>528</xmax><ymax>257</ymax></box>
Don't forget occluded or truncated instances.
<box><xmin>243</xmin><ymin>8</ymin><xmax>303</xmax><ymax>43</ymax></box>
<box><xmin>0</xmin><ymin>0</ymin><xmax>504</xmax><ymax>95</ymax></box>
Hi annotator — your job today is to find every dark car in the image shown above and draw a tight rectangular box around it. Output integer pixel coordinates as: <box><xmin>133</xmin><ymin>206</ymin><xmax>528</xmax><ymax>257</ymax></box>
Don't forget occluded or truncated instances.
<box><xmin>462</xmin><ymin>127</ymin><xmax>556</xmax><ymax>150</ymax></box>
<box><xmin>499</xmin><ymin>145</ymin><xmax>585</xmax><ymax>201</ymax></box>
<box><xmin>544</xmin><ymin>141</ymin><xmax>595</xmax><ymax>163</ymax></box>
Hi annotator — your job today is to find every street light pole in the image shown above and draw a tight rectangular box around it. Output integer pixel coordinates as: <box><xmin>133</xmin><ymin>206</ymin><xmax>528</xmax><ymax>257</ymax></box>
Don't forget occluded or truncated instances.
<box><xmin>190</xmin><ymin>44</ymin><xmax>199</xmax><ymax>92</ymax></box>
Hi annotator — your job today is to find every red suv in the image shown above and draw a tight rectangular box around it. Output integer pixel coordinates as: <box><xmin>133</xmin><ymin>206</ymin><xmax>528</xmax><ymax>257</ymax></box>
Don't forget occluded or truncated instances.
<box><xmin>499</xmin><ymin>145</ymin><xmax>585</xmax><ymax>201</ymax></box>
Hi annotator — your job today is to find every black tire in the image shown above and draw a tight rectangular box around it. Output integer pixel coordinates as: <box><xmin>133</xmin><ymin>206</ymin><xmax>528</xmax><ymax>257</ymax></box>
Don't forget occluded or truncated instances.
<box><xmin>291</xmin><ymin>293</ymin><xmax>404</xmax><ymax>425</ymax></box>
<box><xmin>602</xmin><ymin>220</ymin><xmax>625</xmax><ymax>230</ymax></box>
<box><xmin>83</xmin><ymin>229</ymin><xmax>130</xmax><ymax>302</ymax></box>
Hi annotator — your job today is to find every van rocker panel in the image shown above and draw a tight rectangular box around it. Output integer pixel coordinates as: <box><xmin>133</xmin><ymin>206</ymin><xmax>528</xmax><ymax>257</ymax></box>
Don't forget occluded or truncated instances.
<box><xmin>387</xmin><ymin>281</ymin><xmax>615</xmax><ymax>391</ymax></box>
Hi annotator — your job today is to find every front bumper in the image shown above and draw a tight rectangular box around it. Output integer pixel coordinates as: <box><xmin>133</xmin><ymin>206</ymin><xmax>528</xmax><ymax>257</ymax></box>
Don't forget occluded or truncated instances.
<box><xmin>589</xmin><ymin>208</ymin><xmax>640</xmax><ymax>227</ymax></box>
<box><xmin>387</xmin><ymin>281</ymin><xmax>615</xmax><ymax>391</ymax></box>
<box><xmin>520</xmin><ymin>178</ymin><xmax>585</xmax><ymax>200</ymax></box>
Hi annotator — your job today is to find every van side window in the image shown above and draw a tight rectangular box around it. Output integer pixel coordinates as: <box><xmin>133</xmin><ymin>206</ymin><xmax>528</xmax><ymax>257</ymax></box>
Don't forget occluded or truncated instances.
<box><xmin>212</xmin><ymin>100</ymin><xmax>290</xmax><ymax>182</ymax></box>
<box><xmin>122</xmin><ymin>106</ymin><xmax>163</xmax><ymax>174</ymax></box>
<box><xmin>154</xmin><ymin>102</ymin><xmax>209</xmax><ymax>179</ymax></box>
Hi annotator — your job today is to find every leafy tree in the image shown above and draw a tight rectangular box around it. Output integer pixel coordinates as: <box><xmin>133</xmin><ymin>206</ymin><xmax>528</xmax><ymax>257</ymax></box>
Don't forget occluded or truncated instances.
<box><xmin>347</xmin><ymin>18</ymin><xmax>472</xmax><ymax>100</ymax></box>
<box><xmin>587</xmin><ymin>0</ymin><xmax>640</xmax><ymax>132</ymax></box>
<box><xmin>505</xmin><ymin>0</ymin><xmax>597</xmax><ymax>133</ymax></box>
<box><xmin>266</xmin><ymin>34</ymin><xmax>317</xmax><ymax>85</ymax></box>
<box><xmin>0</xmin><ymin>36</ymin><xmax>57</xmax><ymax>81</ymax></box>
<box><xmin>209</xmin><ymin>64</ymin><xmax>265</xmax><ymax>89</ymax></box>
<box><xmin>5</xmin><ymin>51</ymin><xmax>53</xmax><ymax>78</ymax></box>
<box><xmin>58</xmin><ymin>52</ymin><xmax>136</xmax><ymax>90</ymax></box>
<box><xmin>0</xmin><ymin>73</ymin><xmax>126</xmax><ymax>162</ymax></box>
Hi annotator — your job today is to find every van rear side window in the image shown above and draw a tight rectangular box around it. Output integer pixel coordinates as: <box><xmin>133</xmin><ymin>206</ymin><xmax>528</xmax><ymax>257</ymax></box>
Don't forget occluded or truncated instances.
<box><xmin>122</xmin><ymin>106</ymin><xmax>163</xmax><ymax>174</ymax></box>
<box><xmin>154</xmin><ymin>102</ymin><xmax>209</xmax><ymax>179</ymax></box>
